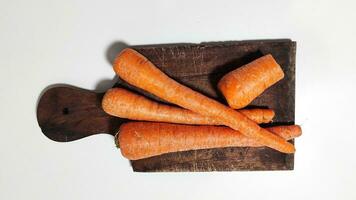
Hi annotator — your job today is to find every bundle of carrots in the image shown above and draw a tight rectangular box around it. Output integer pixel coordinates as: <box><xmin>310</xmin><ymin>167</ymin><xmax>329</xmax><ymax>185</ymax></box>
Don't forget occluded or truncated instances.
<box><xmin>102</xmin><ymin>48</ymin><xmax>302</xmax><ymax>160</ymax></box>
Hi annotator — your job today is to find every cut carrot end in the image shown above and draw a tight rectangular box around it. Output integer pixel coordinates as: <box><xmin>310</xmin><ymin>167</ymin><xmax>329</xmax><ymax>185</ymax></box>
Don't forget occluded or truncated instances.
<box><xmin>218</xmin><ymin>54</ymin><xmax>285</xmax><ymax>109</ymax></box>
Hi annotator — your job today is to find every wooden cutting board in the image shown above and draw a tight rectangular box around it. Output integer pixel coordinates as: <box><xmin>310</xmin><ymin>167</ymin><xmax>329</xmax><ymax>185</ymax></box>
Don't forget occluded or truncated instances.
<box><xmin>37</xmin><ymin>39</ymin><xmax>296</xmax><ymax>172</ymax></box>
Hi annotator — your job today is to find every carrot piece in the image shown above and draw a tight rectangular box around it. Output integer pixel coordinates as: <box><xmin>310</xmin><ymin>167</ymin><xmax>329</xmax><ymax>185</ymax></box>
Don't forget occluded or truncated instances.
<box><xmin>117</xmin><ymin>122</ymin><xmax>302</xmax><ymax>160</ymax></box>
<box><xmin>238</xmin><ymin>108</ymin><xmax>274</xmax><ymax>124</ymax></box>
<box><xmin>267</xmin><ymin>125</ymin><xmax>302</xmax><ymax>139</ymax></box>
<box><xmin>102</xmin><ymin>87</ymin><xmax>275</xmax><ymax>124</ymax></box>
<box><xmin>218</xmin><ymin>54</ymin><xmax>285</xmax><ymax>109</ymax></box>
<box><xmin>113</xmin><ymin>48</ymin><xmax>295</xmax><ymax>153</ymax></box>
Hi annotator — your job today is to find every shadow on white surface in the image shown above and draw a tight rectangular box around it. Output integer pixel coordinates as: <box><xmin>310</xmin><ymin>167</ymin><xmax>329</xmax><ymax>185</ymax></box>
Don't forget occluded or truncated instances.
<box><xmin>106</xmin><ymin>41</ymin><xmax>130</xmax><ymax>65</ymax></box>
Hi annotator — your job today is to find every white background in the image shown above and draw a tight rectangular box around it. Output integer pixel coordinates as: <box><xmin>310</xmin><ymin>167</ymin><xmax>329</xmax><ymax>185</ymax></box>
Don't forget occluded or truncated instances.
<box><xmin>1</xmin><ymin>0</ymin><xmax>355</xmax><ymax>199</ymax></box>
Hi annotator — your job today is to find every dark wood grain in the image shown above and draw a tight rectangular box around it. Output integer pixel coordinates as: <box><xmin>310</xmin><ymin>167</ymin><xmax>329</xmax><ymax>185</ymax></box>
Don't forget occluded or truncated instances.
<box><xmin>132</xmin><ymin>144</ymin><xmax>294</xmax><ymax>172</ymax></box>
<box><xmin>37</xmin><ymin>86</ymin><xmax>126</xmax><ymax>142</ymax></box>
<box><xmin>37</xmin><ymin>39</ymin><xmax>296</xmax><ymax>171</ymax></box>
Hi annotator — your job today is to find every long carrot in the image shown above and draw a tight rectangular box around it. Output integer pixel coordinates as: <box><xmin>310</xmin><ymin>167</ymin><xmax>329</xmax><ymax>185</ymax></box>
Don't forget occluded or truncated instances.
<box><xmin>117</xmin><ymin>122</ymin><xmax>302</xmax><ymax>160</ymax></box>
<box><xmin>113</xmin><ymin>48</ymin><xmax>295</xmax><ymax>153</ymax></box>
<box><xmin>218</xmin><ymin>54</ymin><xmax>285</xmax><ymax>109</ymax></box>
<box><xmin>102</xmin><ymin>87</ymin><xmax>275</xmax><ymax>124</ymax></box>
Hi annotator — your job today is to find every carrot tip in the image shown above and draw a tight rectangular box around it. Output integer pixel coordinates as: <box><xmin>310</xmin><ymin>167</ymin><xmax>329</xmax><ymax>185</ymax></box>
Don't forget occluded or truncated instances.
<box><xmin>295</xmin><ymin>125</ymin><xmax>302</xmax><ymax>137</ymax></box>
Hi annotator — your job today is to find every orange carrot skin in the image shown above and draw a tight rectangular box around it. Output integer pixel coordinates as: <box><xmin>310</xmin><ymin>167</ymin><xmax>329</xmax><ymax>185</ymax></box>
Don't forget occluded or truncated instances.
<box><xmin>218</xmin><ymin>54</ymin><xmax>285</xmax><ymax>109</ymax></box>
<box><xmin>102</xmin><ymin>87</ymin><xmax>220</xmax><ymax>125</ymax></box>
<box><xmin>267</xmin><ymin>125</ymin><xmax>302</xmax><ymax>139</ymax></box>
<box><xmin>118</xmin><ymin>122</ymin><xmax>302</xmax><ymax>160</ymax></box>
<box><xmin>102</xmin><ymin>87</ymin><xmax>275</xmax><ymax>124</ymax></box>
<box><xmin>113</xmin><ymin>49</ymin><xmax>295</xmax><ymax>153</ymax></box>
<box><xmin>238</xmin><ymin>109</ymin><xmax>274</xmax><ymax>124</ymax></box>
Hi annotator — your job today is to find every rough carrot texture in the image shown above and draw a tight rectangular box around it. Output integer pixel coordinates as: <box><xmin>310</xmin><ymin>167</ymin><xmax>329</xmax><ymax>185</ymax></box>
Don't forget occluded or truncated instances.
<box><xmin>117</xmin><ymin>122</ymin><xmax>302</xmax><ymax>160</ymax></box>
<box><xmin>113</xmin><ymin>48</ymin><xmax>295</xmax><ymax>153</ymax></box>
<box><xmin>238</xmin><ymin>109</ymin><xmax>274</xmax><ymax>124</ymax></box>
<box><xmin>267</xmin><ymin>125</ymin><xmax>302</xmax><ymax>139</ymax></box>
<box><xmin>218</xmin><ymin>54</ymin><xmax>285</xmax><ymax>109</ymax></box>
<box><xmin>102</xmin><ymin>87</ymin><xmax>275</xmax><ymax>124</ymax></box>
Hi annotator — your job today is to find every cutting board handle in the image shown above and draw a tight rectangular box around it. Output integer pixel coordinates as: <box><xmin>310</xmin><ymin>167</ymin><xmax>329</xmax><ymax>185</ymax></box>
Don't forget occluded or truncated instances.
<box><xmin>36</xmin><ymin>85</ymin><xmax>125</xmax><ymax>142</ymax></box>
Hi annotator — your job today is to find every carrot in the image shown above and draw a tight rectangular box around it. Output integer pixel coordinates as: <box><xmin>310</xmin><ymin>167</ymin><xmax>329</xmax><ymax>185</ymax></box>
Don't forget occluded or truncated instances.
<box><xmin>117</xmin><ymin>122</ymin><xmax>302</xmax><ymax>160</ymax></box>
<box><xmin>239</xmin><ymin>109</ymin><xmax>274</xmax><ymax>124</ymax></box>
<box><xmin>218</xmin><ymin>54</ymin><xmax>285</xmax><ymax>109</ymax></box>
<box><xmin>102</xmin><ymin>87</ymin><xmax>275</xmax><ymax>124</ymax></box>
<box><xmin>267</xmin><ymin>125</ymin><xmax>302</xmax><ymax>139</ymax></box>
<box><xmin>113</xmin><ymin>48</ymin><xmax>295</xmax><ymax>153</ymax></box>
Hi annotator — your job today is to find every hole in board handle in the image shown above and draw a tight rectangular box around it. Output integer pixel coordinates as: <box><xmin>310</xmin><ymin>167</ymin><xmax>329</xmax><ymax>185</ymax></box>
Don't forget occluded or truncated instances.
<box><xmin>62</xmin><ymin>107</ymin><xmax>69</xmax><ymax>115</ymax></box>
